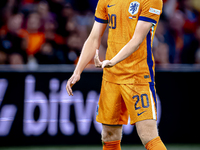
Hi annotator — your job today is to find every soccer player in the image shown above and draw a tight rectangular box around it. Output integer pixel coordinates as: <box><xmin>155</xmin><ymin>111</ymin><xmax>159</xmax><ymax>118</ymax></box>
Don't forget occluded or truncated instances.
<box><xmin>66</xmin><ymin>0</ymin><xmax>167</xmax><ymax>149</ymax></box>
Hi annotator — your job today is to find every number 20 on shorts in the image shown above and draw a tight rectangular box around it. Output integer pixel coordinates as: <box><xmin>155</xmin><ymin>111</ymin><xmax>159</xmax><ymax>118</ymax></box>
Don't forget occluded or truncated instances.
<box><xmin>133</xmin><ymin>94</ymin><xmax>150</xmax><ymax>110</ymax></box>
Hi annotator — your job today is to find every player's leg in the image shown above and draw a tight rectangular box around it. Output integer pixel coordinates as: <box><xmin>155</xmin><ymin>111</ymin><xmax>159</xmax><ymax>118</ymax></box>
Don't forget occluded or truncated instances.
<box><xmin>96</xmin><ymin>80</ymin><xmax>129</xmax><ymax>150</ymax></box>
<box><xmin>120</xmin><ymin>83</ymin><xmax>167</xmax><ymax>150</ymax></box>
<box><xmin>136</xmin><ymin>119</ymin><xmax>166</xmax><ymax>150</ymax></box>
<box><xmin>136</xmin><ymin>119</ymin><xmax>158</xmax><ymax>145</ymax></box>
<box><xmin>101</xmin><ymin>124</ymin><xmax>122</xmax><ymax>150</ymax></box>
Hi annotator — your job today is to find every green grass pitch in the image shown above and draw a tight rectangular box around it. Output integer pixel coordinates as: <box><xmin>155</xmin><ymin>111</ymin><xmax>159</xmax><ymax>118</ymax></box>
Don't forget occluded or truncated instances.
<box><xmin>1</xmin><ymin>145</ymin><xmax>200</xmax><ymax>150</ymax></box>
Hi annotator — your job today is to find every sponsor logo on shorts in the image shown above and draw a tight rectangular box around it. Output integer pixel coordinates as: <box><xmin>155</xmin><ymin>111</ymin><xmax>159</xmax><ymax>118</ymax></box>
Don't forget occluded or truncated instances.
<box><xmin>144</xmin><ymin>75</ymin><xmax>150</xmax><ymax>79</ymax></box>
<box><xmin>137</xmin><ymin>111</ymin><xmax>146</xmax><ymax>116</ymax></box>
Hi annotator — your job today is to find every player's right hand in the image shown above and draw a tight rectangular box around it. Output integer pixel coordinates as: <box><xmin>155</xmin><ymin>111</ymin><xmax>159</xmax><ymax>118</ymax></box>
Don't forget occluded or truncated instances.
<box><xmin>66</xmin><ymin>73</ymin><xmax>80</xmax><ymax>96</ymax></box>
<box><xmin>94</xmin><ymin>49</ymin><xmax>103</xmax><ymax>68</ymax></box>
<box><xmin>94</xmin><ymin>49</ymin><xmax>114</xmax><ymax>68</ymax></box>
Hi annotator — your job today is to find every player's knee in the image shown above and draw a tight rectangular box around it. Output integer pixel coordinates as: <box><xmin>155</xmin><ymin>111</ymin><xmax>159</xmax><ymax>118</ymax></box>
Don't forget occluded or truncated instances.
<box><xmin>101</xmin><ymin>129</ymin><xmax>121</xmax><ymax>142</ymax></box>
<box><xmin>101</xmin><ymin>125</ymin><xmax>122</xmax><ymax>142</ymax></box>
<box><xmin>136</xmin><ymin>120</ymin><xmax>158</xmax><ymax>145</ymax></box>
<box><xmin>101</xmin><ymin>130</ymin><xmax>114</xmax><ymax>141</ymax></box>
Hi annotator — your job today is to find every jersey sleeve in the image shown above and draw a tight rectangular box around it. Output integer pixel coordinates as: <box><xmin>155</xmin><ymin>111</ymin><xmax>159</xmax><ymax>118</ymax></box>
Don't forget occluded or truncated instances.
<box><xmin>94</xmin><ymin>0</ymin><xmax>108</xmax><ymax>23</ymax></box>
<box><xmin>138</xmin><ymin>0</ymin><xmax>163</xmax><ymax>25</ymax></box>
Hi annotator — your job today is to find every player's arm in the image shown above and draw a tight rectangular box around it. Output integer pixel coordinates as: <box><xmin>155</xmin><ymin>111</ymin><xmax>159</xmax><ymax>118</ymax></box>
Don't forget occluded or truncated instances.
<box><xmin>66</xmin><ymin>21</ymin><xmax>107</xmax><ymax>96</ymax></box>
<box><xmin>95</xmin><ymin>21</ymin><xmax>152</xmax><ymax>68</ymax></box>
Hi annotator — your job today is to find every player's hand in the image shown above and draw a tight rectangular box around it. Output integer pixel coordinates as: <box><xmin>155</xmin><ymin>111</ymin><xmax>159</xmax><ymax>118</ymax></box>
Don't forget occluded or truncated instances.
<box><xmin>102</xmin><ymin>60</ymin><xmax>113</xmax><ymax>68</ymax></box>
<box><xmin>66</xmin><ymin>73</ymin><xmax>80</xmax><ymax>96</ymax></box>
<box><xmin>94</xmin><ymin>49</ymin><xmax>114</xmax><ymax>68</ymax></box>
<box><xmin>94</xmin><ymin>49</ymin><xmax>102</xmax><ymax>68</ymax></box>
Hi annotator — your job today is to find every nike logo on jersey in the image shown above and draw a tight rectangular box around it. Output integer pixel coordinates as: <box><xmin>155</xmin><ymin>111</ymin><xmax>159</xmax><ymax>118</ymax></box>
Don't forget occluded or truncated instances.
<box><xmin>137</xmin><ymin>111</ymin><xmax>146</xmax><ymax>116</ymax></box>
<box><xmin>107</xmin><ymin>4</ymin><xmax>116</xmax><ymax>8</ymax></box>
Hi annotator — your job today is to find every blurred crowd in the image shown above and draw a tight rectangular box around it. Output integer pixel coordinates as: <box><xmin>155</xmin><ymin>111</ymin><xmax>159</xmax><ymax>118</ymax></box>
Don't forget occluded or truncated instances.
<box><xmin>154</xmin><ymin>0</ymin><xmax>200</xmax><ymax>64</ymax></box>
<box><xmin>0</xmin><ymin>0</ymin><xmax>200</xmax><ymax>66</ymax></box>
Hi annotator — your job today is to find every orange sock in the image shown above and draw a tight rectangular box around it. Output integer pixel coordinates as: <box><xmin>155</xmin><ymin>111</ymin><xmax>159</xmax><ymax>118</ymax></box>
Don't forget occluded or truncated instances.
<box><xmin>103</xmin><ymin>140</ymin><xmax>121</xmax><ymax>150</ymax></box>
<box><xmin>145</xmin><ymin>136</ymin><xmax>167</xmax><ymax>150</ymax></box>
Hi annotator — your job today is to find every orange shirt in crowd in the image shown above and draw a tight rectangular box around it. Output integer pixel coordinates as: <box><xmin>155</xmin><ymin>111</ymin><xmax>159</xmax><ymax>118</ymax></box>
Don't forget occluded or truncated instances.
<box><xmin>18</xmin><ymin>29</ymin><xmax>45</xmax><ymax>55</ymax></box>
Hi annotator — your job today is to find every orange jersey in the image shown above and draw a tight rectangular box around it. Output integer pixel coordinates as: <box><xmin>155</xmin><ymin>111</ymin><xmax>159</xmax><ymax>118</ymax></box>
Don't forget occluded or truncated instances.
<box><xmin>95</xmin><ymin>0</ymin><xmax>163</xmax><ymax>84</ymax></box>
<box><xmin>18</xmin><ymin>29</ymin><xmax>45</xmax><ymax>55</ymax></box>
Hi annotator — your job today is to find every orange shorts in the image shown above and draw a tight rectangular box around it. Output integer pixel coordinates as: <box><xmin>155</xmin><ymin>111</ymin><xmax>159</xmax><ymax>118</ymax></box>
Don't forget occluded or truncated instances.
<box><xmin>96</xmin><ymin>80</ymin><xmax>157</xmax><ymax>125</ymax></box>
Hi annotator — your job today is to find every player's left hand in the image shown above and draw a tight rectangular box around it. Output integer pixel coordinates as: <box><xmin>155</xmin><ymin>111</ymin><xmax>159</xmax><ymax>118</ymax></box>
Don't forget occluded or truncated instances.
<box><xmin>94</xmin><ymin>49</ymin><xmax>114</xmax><ymax>68</ymax></box>
<box><xmin>101</xmin><ymin>60</ymin><xmax>113</xmax><ymax>68</ymax></box>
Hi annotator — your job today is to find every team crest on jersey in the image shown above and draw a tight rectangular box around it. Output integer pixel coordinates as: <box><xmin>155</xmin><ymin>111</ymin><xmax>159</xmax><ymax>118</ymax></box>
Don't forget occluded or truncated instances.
<box><xmin>128</xmin><ymin>1</ymin><xmax>140</xmax><ymax>16</ymax></box>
